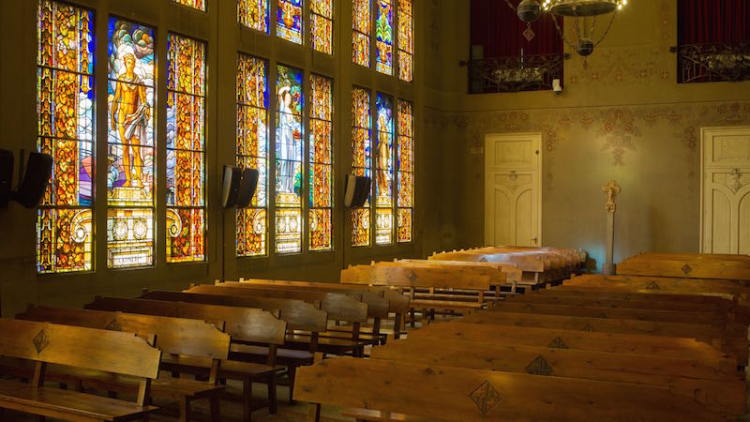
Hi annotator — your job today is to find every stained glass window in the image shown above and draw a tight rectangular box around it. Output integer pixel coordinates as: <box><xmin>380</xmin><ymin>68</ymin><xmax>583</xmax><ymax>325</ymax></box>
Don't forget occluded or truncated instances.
<box><xmin>397</xmin><ymin>99</ymin><xmax>414</xmax><ymax>242</ymax></box>
<box><xmin>398</xmin><ymin>0</ymin><xmax>413</xmax><ymax>82</ymax></box>
<box><xmin>311</xmin><ymin>0</ymin><xmax>333</xmax><ymax>54</ymax></box>
<box><xmin>353</xmin><ymin>0</ymin><xmax>371</xmax><ymax>67</ymax></box>
<box><xmin>375</xmin><ymin>93</ymin><xmax>394</xmax><ymax>245</ymax></box>
<box><xmin>237</xmin><ymin>54</ymin><xmax>269</xmax><ymax>257</ymax></box>
<box><xmin>375</xmin><ymin>0</ymin><xmax>393</xmax><ymax>75</ymax></box>
<box><xmin>172</xmin><ymin>0</ymin><xmax>206</xmax><ymax>11</ymax></box>
<box><xmin>352</xmin><ymin>88</ymin><xmax>372</xmax><ymax>247</ymax></box>
<box><xmin>107</xmin><ymin>18</ymin><xmax>156</xmax><ymax>269</ymax></box>
<box><xmin>309</xmin><ymin>75</ymin><xmax>333</xmax><ymax>251</ymax></box>
<box><xmin>277</xmin><ymin>0</ymin><xmax>303</xmax><ymax>44</ymax></box>
<box><xmin>36</xmin><ymin>1</ymin><xmax>94</xmax><ymax>274</ymax></box>
<box><xmin>275</xmin><ymin>65</ymin><xmax>304</xmax><ymax>253</ymax></box>
<box><xmin>239</xmin><ymin>0</ymin><xmax>269</xmax><ymax>33</ymax></box>
<box><xmin>166</xmin><ymin>34</ymin><xmax>206</xmax><ymax>263</ymax></box>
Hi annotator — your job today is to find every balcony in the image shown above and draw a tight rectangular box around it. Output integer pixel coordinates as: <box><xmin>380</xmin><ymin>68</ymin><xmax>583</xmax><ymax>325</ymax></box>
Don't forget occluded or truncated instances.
<box><xmin>464</xmin><ymin>53</ymin><xmax>567</xmax><ymax>94</ymax></box>
<box><xmin>671</xmin><ymin>41</ymin><xmax>750</xmax><ymax>83</ymax></box>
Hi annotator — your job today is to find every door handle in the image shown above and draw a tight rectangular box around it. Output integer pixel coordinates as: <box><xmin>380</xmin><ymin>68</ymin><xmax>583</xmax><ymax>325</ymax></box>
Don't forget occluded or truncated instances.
<box><xmin>532</xmin><ymin>237</ymin><xmax>538</xmax><ymax>244</ymax></box>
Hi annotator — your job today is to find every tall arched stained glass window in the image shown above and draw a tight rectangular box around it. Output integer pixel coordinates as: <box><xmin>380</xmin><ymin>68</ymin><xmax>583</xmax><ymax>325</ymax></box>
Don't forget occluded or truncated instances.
<box><xmin>275</xmin><ymin>65</ymin><xmax>304</xmax><ymax>253</ymax></box>
<box><xmin>309</xmin><ymin>74</ymin><xmax>333</xmax><ymax>251</ymax></box>
<box><xmin>352</xmin><ymin>88</ymin><xmax>372</xmax><ymax>247</ymax></box>
<box><xmin>398</xmin><ymin>0</ymin><xmax>413</xmax><ymax>82</ymax></box>
<box><xmin>107</xmin><ymin>18</ymin><xmax>156</xmax><ymax>269</ymax></box>
<box><xmin>236</xmin><ymin>54</ymin><xmax>269</xmax><ymax>257</ymax></box>
<box><xmin>375</xmin><ymin>0</ymin><xmax>393</xmax><ymax>75</ymax></box>
<box><xmin>166</xmin><ymin>33</ymin><xmax>206</xmax><ymax>263</ymax></box>
<box><xmin>353</xmin><ymin>0</ymin><xmax>371</xmax><ymax>67</ymax></box>
<box><xmin>397</xmin><ymin>99</ymin><xmax>413</xmax><ymax>242</ymax></box>
<box><xmin>375</xmin><ymin>93</ymin><xmax>394</xmax><ymax>245</ymax></box>
<box><xmin>37</xmin><ymin>0</ymin><xmax>94</xmax><ymax>274</ymax></box>
<box><xmin>311</xmin><ymin>0</ymin><xmax>333</xmax><ymax>54</ymax></box>
<box><xmin>277</xmin><ymin>0</ymin><xmax>303</xmax><ymax>44</ymax></box>
<box><xmin>172</xmin><ymin>0</ymin><xmax>206</xmax><ymax>11</ymax></box>
<box><xmin>239</xmin><ymin>0</ymin><xmax>269</xmax><ymax>33</ymax></box>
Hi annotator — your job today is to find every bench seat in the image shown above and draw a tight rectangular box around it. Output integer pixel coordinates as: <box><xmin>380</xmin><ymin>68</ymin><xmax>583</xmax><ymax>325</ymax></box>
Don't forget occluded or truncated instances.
<box><xmin>0</xmin><ymin>379</ymin><xmax>157</xmax><ymax>422</ymax></box>
<box><xmin>160</xmin><ymin>354</ymin><xmax>284</xmax><ymax>379</ymax></box>
<box><xmin>409</xmin><ymin>299</ymin><xmax>485</xmax><ymax>310</ymax></box>
<box><xmin>342</xmin><ymin>408</ymin><xmax>444</xmax><ymax>422</ymax></box>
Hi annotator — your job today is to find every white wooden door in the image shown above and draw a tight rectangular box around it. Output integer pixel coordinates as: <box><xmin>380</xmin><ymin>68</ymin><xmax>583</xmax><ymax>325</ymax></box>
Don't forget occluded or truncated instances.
<box><xmin>484</xmin><ymin>133</ymin><xmax>542</xmax><ymax>247</ymax></box>
<box><xmin>701</xmin><ymin>126</ymin><xmax>750</xmax><ymax>254</ymax></box>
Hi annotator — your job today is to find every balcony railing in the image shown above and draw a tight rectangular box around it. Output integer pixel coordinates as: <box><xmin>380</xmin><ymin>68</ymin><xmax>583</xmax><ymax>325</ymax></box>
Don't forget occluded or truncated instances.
<box><xmin>463</xmin><ymin>53</ymin><xmax>568</xmax><ymax>94</ymax></box>
<box><xmin>671</xmin><ymin>41</ymin><xmax>750</xmax><ymax>84</ymax></box>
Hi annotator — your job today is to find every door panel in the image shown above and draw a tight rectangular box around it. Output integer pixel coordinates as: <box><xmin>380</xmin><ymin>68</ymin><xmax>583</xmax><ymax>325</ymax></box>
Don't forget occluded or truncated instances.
<box><xmin>701</xmin><ymin>126</ymin><xmax>750</xmax><ymax>254</ymax></box>
<box><xmin>485</xmin><ymin>134</ymin><xmax>542</xmax><ymax>247</ymax></box>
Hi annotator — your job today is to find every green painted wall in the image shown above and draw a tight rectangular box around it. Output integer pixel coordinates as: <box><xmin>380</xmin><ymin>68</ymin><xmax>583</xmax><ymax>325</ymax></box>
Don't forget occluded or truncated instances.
<box><xmin>424</xmin><ymin>0</ymin><xmax>750</xmax><ymax>270</ymax></box>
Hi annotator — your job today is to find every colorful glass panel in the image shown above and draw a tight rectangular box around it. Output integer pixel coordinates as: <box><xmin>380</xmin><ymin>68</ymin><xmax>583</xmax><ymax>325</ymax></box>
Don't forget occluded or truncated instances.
<box><xmin>166</xmin><ymin>34</ymin><xmax>206</xmax><ymax>263</ymax></box>
<box><xmin>309</xmin><ymin>74</ymin><xmax>333</xmax><ymax>251</ymax></box>
<box><xmin>375</xmin><ymin>93</ymin><xmax>393</xmax><ymax>245</ymax></box>
<box><xmin>277</xmin><ymin>0</ymin><xmax>303</xmax><ymax>44</ymax></box>
<box><xmin>353</xmin><ymin>0</ymin><xmax>371</xmax><ymax>67</ymax></box>
<box><xmin>172</xmin><ymin>0</ymin><xmax>206</xmax><ymax>11</ymax></box>
<box><xmin>107</xmin><ymin>18</ymin><xmax>155</xmax><ymax>269</ymax></box>
<box><xmin>36</xmin><ymin>0</ymin><xmax>94</xmax><ymax>274</ymax></box>
<box><xmin>275</xmin><ymin>65</ymin><xmax>304</xmax><ymax>253</ymax></box>
<box><xmin>351</xmin><ymin>88</ymin><xmax>372</xmax><ymax>247</ymax></box>
<box><xmin>239</xmin><ymin>0</ymin><xmax>269</xmax><ymax>33</ymax></box>
<box><xmin>398</xmin><ymin>0</ymin><xmax>413</xmax><ymax>82</ymax></box>
<box><xmin>375</xmin><ymin>0</ymin><xmax>393</xmax><ymax>75</ymax></box>
<box><xmin>397</xmin><ymin>99</ymin><xmax>414</xmax><ymax>242</ymax></box>
<box><xmin>311</xmin><ymin>0</ymin><xmax>333</xmax><ymax>54</ymax></box>
<box><xmin>236</xmin><ymin>54</ymin><xmax>269</xmax><ymax>257</ymax></box>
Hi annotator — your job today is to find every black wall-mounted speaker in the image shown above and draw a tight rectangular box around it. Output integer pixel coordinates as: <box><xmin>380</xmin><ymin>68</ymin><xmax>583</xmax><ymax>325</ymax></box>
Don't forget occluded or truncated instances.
<box><xmin>344</xmin><ymin>174</ymin><xmax>371</xmax><ymax>208</ymax></box>
<box><xmin>13</xmin><ymin>151</ymin><xmax>52</xmax><ymax>209</ymax></box>
<box><xmin>236</xmin><ymin>168</ymin><xmax>260</xmax><ymax>208</ymax></box>
<box><xmin>221</xmin><ymin>165</ymin><xmax>242</xmax><ymax>209</ymax></box>
<box><xmin>0</xmin><ymin>149</ymin><xmax>13</xmax><ymax>208</ymax></box>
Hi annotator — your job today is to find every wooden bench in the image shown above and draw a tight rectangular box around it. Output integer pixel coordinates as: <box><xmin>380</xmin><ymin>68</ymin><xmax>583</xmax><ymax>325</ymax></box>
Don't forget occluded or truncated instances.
<box><xmin>617</xmin><ymin>252</ymin><xmax>750</xmax><ymax>281</ymax></box>
<box><xmin>229</xmin><ymin>278</ymin><xmax>411</xmax><ymax>339</ymax></box>
<box><xmin>341</xmin><ymin>265</ymin><xmax>491</xmax><ymax>325</ymax></box>
<box><xmin>85</xmin><ymin>297</ymin><xmax>286</xmax><ymax>421</ymax></box>
<box><xmin>199</xmin><ymin>283</ymin><xmax>372</xmax><ymax>354</ymax></box>
<box><xmin>15</xmin><ymin>305</ymin><xmax>227</xmax><ymax>422</ymax></box>
<box><xmin>407</xmin><ymin>321</ymin><xmax>736</xmax><ymax>364</ymax></box>
<box><xmin>294</xmin><ymin>357</ymin><xmax>723</xmax><ymax>421</ymax></box>
<box><xmin>369</xmin><ymin>338</ymin><xmax>744</xmax><ymax>417</ymax></box>
<box><xmin>0</xmin><ymin>318</ymin><xmax>160</xmax><ymax>422</ymax></box>
<box><xmin>564</xmin><ymin>274</ymin><xmax>750</xmax><ymax>299</ymax></box>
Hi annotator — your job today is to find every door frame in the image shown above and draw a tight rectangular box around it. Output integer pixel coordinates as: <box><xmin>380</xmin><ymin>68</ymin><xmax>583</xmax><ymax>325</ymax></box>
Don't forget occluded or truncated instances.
<box><xmin>699</xmin><ymin>125</ymin><xmax>750</xmax><ymax>253</ymax></box>
<box><xmin>484</xmin><ymin>132</ymin><xmax>543</xmax><ymax>247</ymax></box>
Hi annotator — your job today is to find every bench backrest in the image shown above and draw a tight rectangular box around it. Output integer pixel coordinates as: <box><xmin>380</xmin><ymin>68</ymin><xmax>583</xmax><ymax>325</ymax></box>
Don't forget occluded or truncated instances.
<box><xmin>143</xmin><ymin>289</ymin><xmax>327</xmax><ymax>333</ymax></box>
<box><xmin>211</xmin><ymin>282</ymin><xmax>369</xmax><ymax>323</ymax></box>
<box><xmin>377</xmin><ymin>260</ymin><xmax>507</xmax><ymax>286</ymax></box>
<box><xmin>617</xmin><ymin>256</ymin><xmax>750</xmax><ymax>281</ymax></box>
<box><xmin>0</xmin><ymin>318</ymin><xmax>161</xmax><ymax>380</ymax></box>
<box><xmin>294</xmin><ymin>358</ymin><xmax>718</xmax><ymax>421</ymax></box>
<box><xmin>18</xmin><ymin>305</ymin><xmax>230</xmax><ymax>360</ymax></box>
<box><xmin>341</xmin><ymin>265</ymin><xmax>491</xmax><ymax>290</ymax></box>
<box><xmin>566</xmin><ymin>275</ymin><xmax>750</xmax><ymax>299</ymax></box>
<box><xmin>85</xmin><ymin>297</ymin><xmax>286</xmax><ymax>345</ymax></box>
<box><xmin>232</xmin><ymin>278</ymin><xmax>412</xmax><ymax>313</ymax></box>
<box><xmin>396</xmin><ymin>259</ymin><xmax>523</xmax><ymax>284</ymax></box>
<box><xmin>429</xmin><ymin>251</ymin><xmax>545</xmax><ymax>272</ymax></box>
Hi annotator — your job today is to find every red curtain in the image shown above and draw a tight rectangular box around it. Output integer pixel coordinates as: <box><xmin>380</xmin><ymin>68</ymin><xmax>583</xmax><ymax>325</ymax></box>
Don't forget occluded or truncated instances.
<box><xmin>471</xmin><ymin>0</ymin><xmax>563</xmax><ymax>57</ymax></box>
<box><xmin>679</xmin><ymin>0</ymin><xmax>749</xmax><ymax>45</ymax></box>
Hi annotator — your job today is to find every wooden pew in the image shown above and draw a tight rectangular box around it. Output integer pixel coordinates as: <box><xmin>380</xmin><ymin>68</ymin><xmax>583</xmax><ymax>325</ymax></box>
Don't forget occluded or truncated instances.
<box><xmin>140</xmin><ymin>288</ymin><xmax>328</xmax><ymax>405</ymax></box>
<box><xmin>16</xmin><ymin>305</ymin><xmax>226</xmax><ymax>422</ymax></box>
<box><xmin>85</xmin><ymin>297</ymin><xmax>286</xmax><ymax>421</ymax></box>
<box><xmin>0</xmin><ymin>318</ymin><xmax>160</xmax><ymax>422</ymax></box>
<box><xmin>429</xmin><ymin>250</ymin><xmax>547</xmax><ymax>284</ymax></box>
<box><xmin>294</xmin><ymin>357</ymin><xmax>724</xmax><ymax>422</ymax></box>
<box><xmin>198</xmin><ymin>283</ymin><xmax>372</xmax><ymax>354</ymax></box>
<box><xmin>230</xmin><ymin>278</ymin><xmax>411</xmax><ymax>339</ymax></box>
<box><xmin>407</xmin><ymin>321</ymin><xmax>735</xmax><ymax>364</ymax></box>
<box><xmin>396</xmin><ymin>258</ymin><xmax>523</xmax><ymax>286</ymax></box>
<box><xmin>341</xmin><ymin>265</ymin><xmax>491</xmax><ymax>322</ymax></box>
<box><xmin>375</xmin><ymin>260</ymin><xmax>512</xmax><ymax>300</ymax></box>
<box><xmin>564</xmin><ymin>274</ymin><xmax>750</xmax><ymax>299</ymax></box>
<box><xmin>617</xmin><ymin>252</ymin><xmax>750</xmax><ymax>281</ymax></box>
<box><xmin>369</xmin><ymin>338</ymin><xmax>744</xmax><ymax>417</ymax></box>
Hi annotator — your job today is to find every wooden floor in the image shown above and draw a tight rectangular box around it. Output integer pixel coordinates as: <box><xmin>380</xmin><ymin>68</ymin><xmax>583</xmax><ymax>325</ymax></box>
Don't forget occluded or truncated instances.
<box><xmin>2</xmin><ymin>381</ymin><xmax>352</xmax><ymax>422</ymax></box>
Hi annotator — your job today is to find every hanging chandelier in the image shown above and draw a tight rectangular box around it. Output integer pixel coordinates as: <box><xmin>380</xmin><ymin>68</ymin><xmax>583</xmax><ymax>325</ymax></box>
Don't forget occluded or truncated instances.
<box><xmin>505</xmin><ymin>0</ymin><xmax>628</xmax><ymax>58</ymax></box>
